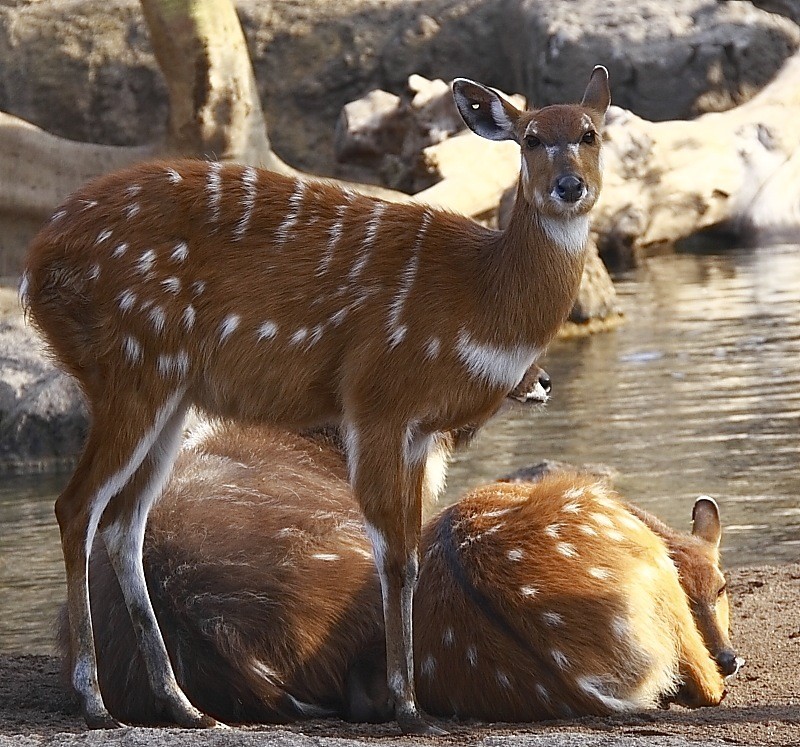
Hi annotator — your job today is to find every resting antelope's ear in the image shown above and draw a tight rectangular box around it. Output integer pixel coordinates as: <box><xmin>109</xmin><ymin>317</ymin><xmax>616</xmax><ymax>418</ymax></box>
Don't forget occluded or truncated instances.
<box><xmin>452</xmin><ymin>78</ymin><xmax>521</xmax><ymax>143</ymax></box>
<box><xmin>581</xmin><ymin>65</ymin><xmax>611</xmax><ymax>116</ymax></box>
<box><xmin>692</xmin><ymin>495</ymin><xmax>722</xmax><ymax>548</ymax></box>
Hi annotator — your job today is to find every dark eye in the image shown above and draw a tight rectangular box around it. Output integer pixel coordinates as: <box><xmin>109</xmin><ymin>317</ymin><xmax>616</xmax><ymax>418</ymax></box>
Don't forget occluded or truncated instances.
<box><xmin>582</xmin><ymin>130</ymin><xmax>597</xmax><ymax>145</ymax></box>
<box><xmin>717</xmin><ymin>583</ymin><xmax>727</xmax><ymax>598</ymax></box>
<box><xmin>525</xmin><ymin>135</ymin><xmax>541</xmax><ymax>149</ymax></box>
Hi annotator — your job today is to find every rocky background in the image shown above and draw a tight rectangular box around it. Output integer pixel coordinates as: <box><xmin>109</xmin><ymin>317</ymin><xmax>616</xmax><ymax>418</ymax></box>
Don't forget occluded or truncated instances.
<box><xmin>1</xmin><ymin>0</ymin><xmax>799</xmax><ymax>471</ymax></box>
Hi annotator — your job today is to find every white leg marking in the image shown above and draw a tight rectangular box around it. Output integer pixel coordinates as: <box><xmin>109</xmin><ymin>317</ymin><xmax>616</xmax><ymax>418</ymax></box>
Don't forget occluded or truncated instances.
<box><xmin>344</xmin><ymin>424</ymin><xmax>360</xmax><ymax>484</ymax></box>
<box><xmin>456</xmin><ymin>330</ymin><xmax>541</xmax><ymax>389</ymax></box>
<box><xmin>234</xmin><ymin>166</ymin><xmax>258</xmax><ymax>240</ymax></box>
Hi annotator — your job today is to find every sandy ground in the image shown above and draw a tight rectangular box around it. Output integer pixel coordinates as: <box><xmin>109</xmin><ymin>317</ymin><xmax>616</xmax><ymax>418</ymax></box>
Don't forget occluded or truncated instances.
<box><xmin>1</xmin><ymin>564</ymin><xmax>799</xmax><ymax>747</ymax></box>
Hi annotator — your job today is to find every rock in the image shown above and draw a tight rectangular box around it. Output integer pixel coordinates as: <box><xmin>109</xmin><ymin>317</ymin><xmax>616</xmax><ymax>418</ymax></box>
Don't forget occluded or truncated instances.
<box><xmin>502</xmin><ymin>0</ymin><xmax>800</xmax><ymax>121</ymax></box>
<box><xmin>498</xmin><ymin>459</ymin><xmax>618</xmax><ymax>485</ymax></box>
<box><xmin>333</xmin><ymin>89</ymin><xmax>408</xmax><ymax>164</ymax></box>
<box><xmin>0</xmin><ymin>313</ymin><xmax>87</xmax><ymax>473</ymax></box>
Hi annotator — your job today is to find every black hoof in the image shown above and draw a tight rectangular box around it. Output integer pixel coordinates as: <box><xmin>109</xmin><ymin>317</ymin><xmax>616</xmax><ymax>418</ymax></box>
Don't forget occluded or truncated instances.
<box><xmin>84</xmin><ymin>710</ymin><xmax>125</xmax><ymax>730</ymax></box>
<box><xmin>397</xmin><ymin>709</ymin><xmax>448</xmax><ymax>736</ymax></box>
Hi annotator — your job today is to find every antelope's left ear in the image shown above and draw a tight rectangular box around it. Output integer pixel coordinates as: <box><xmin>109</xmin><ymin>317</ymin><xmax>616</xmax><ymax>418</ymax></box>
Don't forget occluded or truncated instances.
<box><xmin>692</xmin><ymin>495</ymin><xmax>722</xmax><ymax>548</ymax></box>
<box><xmin>581</xmin><ymin>65</ymin><xmax>611</xmax><ymax>117</ymax></box>
<box><xmin>452</xmin><ymin>78</ymin><xmax>521</xmax><ymax>143</ymax></box>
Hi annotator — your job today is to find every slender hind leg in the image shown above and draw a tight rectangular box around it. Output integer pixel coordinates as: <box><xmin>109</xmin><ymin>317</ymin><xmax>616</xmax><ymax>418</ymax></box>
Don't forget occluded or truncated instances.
<box><xmin>345</xmin><ymin>419</ymin><xmax>446</xmax><ymax>736</ymax></box>
<box><xmin>56</xmin><ymin>388</ymin><xmax>189</xmax><ymax>728</ymax></box>
<box><xmin>100</xmin><ymin>397</ymin><xmax>217</xmax><ymax>727</ymax></box>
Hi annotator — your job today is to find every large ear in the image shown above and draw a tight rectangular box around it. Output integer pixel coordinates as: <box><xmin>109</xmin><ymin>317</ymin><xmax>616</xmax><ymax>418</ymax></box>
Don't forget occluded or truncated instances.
<box><xmin>692</xmin><ymin>495</ymin><xmax>722</xmax><ymax>548</ymax></box>
<box><xmin>452</xmin><ymin>78</ymin><xmax>521</xmax><ymax>143</ymax></box>
<box><xmin>581</xmin><ymin>65</ymin><xmax>611</xmax><ymax>116</ymax></box>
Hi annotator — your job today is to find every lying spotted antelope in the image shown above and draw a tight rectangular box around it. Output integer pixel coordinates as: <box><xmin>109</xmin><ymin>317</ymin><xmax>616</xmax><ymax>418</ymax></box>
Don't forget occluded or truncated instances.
<box><xmin>26</xmin><ymin>66</ymin><xmax>609</xmax><ymax>732</ymax></box>
<box><xmin>61</xmin><ymin>420</ymin><xmax>742</xmax><ymax>725</ymax></box>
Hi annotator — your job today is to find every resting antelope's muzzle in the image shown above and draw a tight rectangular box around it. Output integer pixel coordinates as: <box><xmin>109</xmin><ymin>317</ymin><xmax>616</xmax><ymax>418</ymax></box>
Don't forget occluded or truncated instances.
<box><xmin>716</xmin><ymin>648</ymin><xmax>745</xmax><ymax>678</ymax></box>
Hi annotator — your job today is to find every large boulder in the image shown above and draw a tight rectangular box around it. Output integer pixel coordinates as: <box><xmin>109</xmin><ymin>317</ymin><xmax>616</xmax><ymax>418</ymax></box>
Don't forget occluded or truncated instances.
<box><xmin>0</xmin><ymin>296</ymin><xmax>87</xmax><ymax>473</ymax></box>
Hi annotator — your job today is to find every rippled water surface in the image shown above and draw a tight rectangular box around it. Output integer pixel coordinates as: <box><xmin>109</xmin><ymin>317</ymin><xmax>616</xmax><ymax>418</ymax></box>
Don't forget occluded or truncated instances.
<box><xmin>2</xmin><ymin>244</ymin><xmax>799</xmax><ymax>653</ymax></box>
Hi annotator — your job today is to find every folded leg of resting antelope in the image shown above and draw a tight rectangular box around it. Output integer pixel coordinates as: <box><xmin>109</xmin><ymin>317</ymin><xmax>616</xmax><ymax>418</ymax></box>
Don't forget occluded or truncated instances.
<box><xmin>59</xmin><ymin>418</ymin><xmax>744</xmax><ymax>725</ymax></box>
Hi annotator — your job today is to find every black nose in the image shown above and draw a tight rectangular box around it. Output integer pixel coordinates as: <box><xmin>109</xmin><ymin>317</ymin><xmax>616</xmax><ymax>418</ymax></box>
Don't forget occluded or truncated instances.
<box><xmin>716</xmin><ymin>649</ymin><xmax>743</xmax><ymax>676</ymax></box>
<box><xmin>537</xmin><ymin>370</ymin><xmax>552</xmax><ymax>395</ymax></box>
<box><xmin>555</xmin><ymin>175</ymin><xmax>585</xmax><ymax>203</ymax></box>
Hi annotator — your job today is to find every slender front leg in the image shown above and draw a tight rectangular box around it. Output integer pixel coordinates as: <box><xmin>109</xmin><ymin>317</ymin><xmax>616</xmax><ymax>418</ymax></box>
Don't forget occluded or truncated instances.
<box><xmin>344</xmin><ymin>420</ymin><xmax>446</xmax><ymax>735</ymax></box>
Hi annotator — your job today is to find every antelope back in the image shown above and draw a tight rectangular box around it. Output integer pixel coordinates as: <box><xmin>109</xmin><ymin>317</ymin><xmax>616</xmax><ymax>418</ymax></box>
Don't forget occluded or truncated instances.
<box><xmin>413</xmin><ymin>474</ymin><xmax>713</xmax><ymax>720</ymax></box>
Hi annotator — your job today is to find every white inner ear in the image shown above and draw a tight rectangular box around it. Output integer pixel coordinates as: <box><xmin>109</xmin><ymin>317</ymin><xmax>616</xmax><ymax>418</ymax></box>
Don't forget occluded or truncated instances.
<box><xmin>489</xmin><ymin>98</ymin><xmax>511</xmax><ymax>130</ymax></box>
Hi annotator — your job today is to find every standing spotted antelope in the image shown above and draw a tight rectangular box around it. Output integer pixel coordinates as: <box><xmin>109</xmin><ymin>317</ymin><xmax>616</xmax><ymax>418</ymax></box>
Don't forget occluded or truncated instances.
<box><xmin>24</xmin><ymin>66</ymin><xmax>610</xmax><ymax>733</ymax></box>
<box><xmin>63</xmin><ymin>420</ymin><xmax>742</xmax><ymax>724</ymax></box>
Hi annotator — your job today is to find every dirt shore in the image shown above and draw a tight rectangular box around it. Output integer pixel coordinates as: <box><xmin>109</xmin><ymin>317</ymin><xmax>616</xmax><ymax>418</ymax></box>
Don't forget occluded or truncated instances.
<box><xmin>2</xmin><ymin>563</ymin><xmax>798</xmax><ymax>746</ymax></box>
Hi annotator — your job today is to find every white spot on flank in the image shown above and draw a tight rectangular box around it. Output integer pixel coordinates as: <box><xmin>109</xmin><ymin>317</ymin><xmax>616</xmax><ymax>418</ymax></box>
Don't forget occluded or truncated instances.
<box><xmin>161</xmin><ymin>277</ymin><xmax>181</xmax><ymax>294</ymax></box>
<box><xmin>507</xmin><ymin>548</ymin><xmax>524</xmax><ymax>562</ymax></box>
<box><xmin>112</xmin><ymin>242</ymin><xmax>128</xmax><ymax>259</ymax></box>
<box><xmin>81</xmin><ymin>200</ymin><xmax>97</xmax><ymax>211</ymax></box>
<box><xmin>122</xmin><ymin>335</ymin><xmax>142</xmax><ymax>364</ymax></box>
<box><xmin>455</xmin><ymin>330</ymin><xmax>540</xmax><ymax>390</ymax></box>
<box><xmin>207</xmin><ymin>161</ymin><xmax>223</xmax><ymax>221</ymax></box>
<box><xmin>564</xmin><ymin>486</ymin><xmax>585</xmax><ymax>500</ymax></box>
<box><xmin>538</xmin><ymin>214</ymin><xmax>590</xmax><ymax>255</ymax></box>
<box><xmin>171</xmin><ymin>242</ymin><xmax>189</xmax><ymax>263</ymax></box>
<box><xmin>561</xmin><ymin>501</ymin><xmax>582</xmax><ymax>514</ymax></box>
<box><xmin>521</xmin><ymin>585</ymin><xmax>539</xmax><ymax>598</ymax></box>
<box><xmin>544</xmin><ymin>523</ymin><xmax>563</xmax><ymax>539</ymax></box>
<box><xmin>191</xmin><ymin>280</ymin><xmax>206</xmax><ymax>296</ymax></box>
<box><xmin>443</xmin><ymin>628</ymin><xmax>455</xmax><ymax>647</ymax></box>
<box><xmin>611</xmin><ymin>616</ymin><xmax>630</xmax><ymax>639</ymax></box>
<box><xmin>136</xmin><ymin>249</ymin><xmax>156</xmax><ymax>275</ymax></box>
<box><xmin>157</xmin><ymin>351</ymin><xmax>190</xmax><ymax>378</ymax></box>
<box><xmin>388</xmin><ymin>325</ymin><xmax>407</xmax><ymax>348</ymax></box>
<box><xmin>96</xmin><ymin>228</ymin><xmax>112</xmax><ymax>244</ymax></box>
<box><xmin>312</xmin><ymin>553</ymin><xmax>340</xmax><ymax>561</ymax></box>
<box><xmin>219</xmin><ymin>314</ymin><xmax>240</xmax><ymax>341</ymax></box>
<box><xmin>551</xmin><ymin>649</ymin><xmax>570</xmax><ymax>669</ymax></box>
<box><xmin>421</xmin><ymin>655</ymin><xmax>436</xmax><ymax>677</ymax></box>
<box><xmin>149</xmin><ymin>306</ymin><xmax>166</xmax><ymax>334</ymax></box>
<box><xmin>309</xmin><ymin>324</ymin><xmax>325</xmax><ymax>345</ymax></box>
<box><xmin>557</xmin><ymin>542</ymin><xmax>578</xmax><ymax>558</ymax></box>
<box><xmin>257</xmin><ymin>321</ymin><xmax>278</xmax><ymax>340</ymax></box>
<box><xmin>234</xmin><ymin>166</ymin><xmax>258</xmax><ymax>240</ymax></box>
<box><xmin>125</xmin><ymin>184</ymin><xmax>142</xmax><ymax>197</ymax></box>
<box><xmin>588</xmin><ymin>567</ymin><xmax>611</xmax><ymax>580</ymax></box>
<box><xmin>182</xmin><ymin>305</ymin><xmax>196</xmax><ymax>332</ymax></box>
<box><xmin>276</xmin><ymin>179</ymin><xmax>307</xmax><ymax>244</ymax></box>
<box><xmin>606</xmin><ymin>529</ymin><xmax>625</xmax><ymax>542</ymax></box>
<box><xmin>125</xmin><ymin>203</ymin><xmax>140</xmax><ymax>219</ymax></box>
<box><xmin>166</xmin><ymin>167</ymin><xmax>182</xmax><ymax>184</ymax></box>
<box><xmin>577</xmin><ymin>676</ymin><xmax>634</xmax><ymax>712</ymax></box>
<box><xmin>535</xmin><ymin>683</ymin><xmax>550</xmax><ymax>702</ymax></box>
<box><xmin>466</xmin><ymin>645</ymin><xmax>478</xmax><ymax>667</ymax></box>
<box><xmin>289</xmin><ymin>327</ymin><xmax>308</xmax><ymax>346</ymax></box>
<box><xmin>542</xmin><ymin>611</ymin><xmax>564</xmax><ymax>627</ymax></box>
<box><xmin>88</xmin><ymin>263</ymin><xmax>101</xmax><ymax>281</ymax></box>
<box><xmin>329</xmin><ymin>308</ymin><xmax>348</xmax><ymax>327</ymax></box>
<box><xmin>317</xmin><ymin>203</ymin><xmax>348</xmax><ymax>275</ymax></box>
<box><xmin>50</xmin><ymin>209</ymin><xmax>67</xmax><ymax>223</ymax></box>
<box><xmin>251</xmin><ymin>659</ymin><xmax>281</xmax><ymax>685</ymax></box>
<box><xmin>579</xmin><ymin>524</ymin><xmax>598</xmax><ymax>537</ymax></box>
<box><xmin>591</xmin><ymin>512</ymin><xmax>614</xmax><ymax>528</ymax></box>
<box><xmin>424</xmin><ymin>337</ymin><xmax>441</xmax><ymax>359</ymax></box>
<box><xmin>496</xmin><ymin>670</ymin><xmax>512</xmax><ymax>689</ymax></box>
<box><xmin>118</xmin><ymin>290</ymin><xmax>136</xmax><ymax>311</ymax></box>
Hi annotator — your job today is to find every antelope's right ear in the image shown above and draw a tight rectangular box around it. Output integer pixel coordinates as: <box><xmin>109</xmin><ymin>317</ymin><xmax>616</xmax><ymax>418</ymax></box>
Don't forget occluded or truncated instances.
<box><xmin>692</xmin><ymin>495</ymin><xmax>722</xmax><ymax>548</ymax></box>
<box><xmin>452</xmin><ymin>78</ymin><xmax>521</xmax><ymax>143</ymax></box>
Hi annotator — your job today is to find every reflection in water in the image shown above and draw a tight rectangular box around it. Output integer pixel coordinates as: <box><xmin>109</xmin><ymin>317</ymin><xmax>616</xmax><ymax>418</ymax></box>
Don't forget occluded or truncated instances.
<box><xmin>447</xmin><ymin>244</ymin><xmax>800</xmax><ymax>569</ymax></box>
<box><xmin>2</xmin><ymin>244</ymin><xmax>799</xmax><ymax>654</ymax></box>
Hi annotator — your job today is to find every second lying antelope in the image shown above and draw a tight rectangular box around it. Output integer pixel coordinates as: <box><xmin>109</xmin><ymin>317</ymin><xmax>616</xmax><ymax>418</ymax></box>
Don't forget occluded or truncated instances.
<box><xmin>64</xmin><ymin>421</ymin><xmax>743</xmax><ymax>724</ymax></box>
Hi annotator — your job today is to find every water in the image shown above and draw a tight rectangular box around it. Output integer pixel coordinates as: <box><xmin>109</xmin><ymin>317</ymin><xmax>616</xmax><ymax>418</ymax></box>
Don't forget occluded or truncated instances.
<box><xmin>2</xmin><ymin>244</ymin><xmax>799</xmax><ymax>654</ymax></box>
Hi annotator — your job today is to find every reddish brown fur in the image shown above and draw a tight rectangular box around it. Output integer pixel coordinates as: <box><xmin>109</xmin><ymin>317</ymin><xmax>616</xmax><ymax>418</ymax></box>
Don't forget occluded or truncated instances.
<box><xmin>62</xmin><ymin>421</ymin><xmax>737</xmax><ymax>724</ymax></box>
<box><xmin>28</xmin><ymin>69</ymin><xmax>610</xmax><ymax>731</ymax></box>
